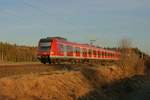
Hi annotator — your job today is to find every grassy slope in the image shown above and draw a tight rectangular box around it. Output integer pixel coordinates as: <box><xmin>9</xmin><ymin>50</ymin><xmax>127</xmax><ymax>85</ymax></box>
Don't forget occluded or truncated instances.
<box><xmin>0</xmin><ymin>64</ymin><xmax>144</xmax><ymax>100</ymax></box>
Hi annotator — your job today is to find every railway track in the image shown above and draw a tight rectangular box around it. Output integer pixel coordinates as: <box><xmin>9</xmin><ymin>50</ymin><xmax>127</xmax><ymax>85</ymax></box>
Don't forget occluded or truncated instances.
<box><xmin>0</xmin><ymin>64</ymin><xmax>51</xmax><ymax>78</ymax></box>
<box><xmin>0</xmin><ymin>63</ymin><xmax>100</xmax><ymax>78</ymax></box>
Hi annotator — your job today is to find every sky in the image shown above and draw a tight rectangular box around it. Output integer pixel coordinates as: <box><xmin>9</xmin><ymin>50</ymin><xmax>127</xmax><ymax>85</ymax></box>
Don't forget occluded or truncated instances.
<box><xmin>0</xmin><ymin>0</ymin><xmax>150</xmax><ymax>54</ymax></box>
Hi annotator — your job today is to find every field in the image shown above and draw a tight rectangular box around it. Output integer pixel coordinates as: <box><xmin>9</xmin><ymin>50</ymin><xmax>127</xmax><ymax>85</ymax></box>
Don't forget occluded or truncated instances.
<box><xmin>0</xmin><ymin>61</ymin><xmax>149</xmax><ymax>100</ymax></box>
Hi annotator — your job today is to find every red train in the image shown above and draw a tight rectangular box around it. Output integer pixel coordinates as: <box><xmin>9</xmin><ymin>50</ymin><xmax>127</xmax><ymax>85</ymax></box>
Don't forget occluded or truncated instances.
<box><xmin>37</xmin><ymin>37</ymin><xmax>121</xmax><ymax>64</ymax></box>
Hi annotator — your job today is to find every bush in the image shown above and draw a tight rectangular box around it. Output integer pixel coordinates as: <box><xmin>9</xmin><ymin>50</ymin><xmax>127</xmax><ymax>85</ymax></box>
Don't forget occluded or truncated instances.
<box><xmin>118</xmin><ymin>39</ymin><xmax>145</xmax><ymax>75</ymax></box>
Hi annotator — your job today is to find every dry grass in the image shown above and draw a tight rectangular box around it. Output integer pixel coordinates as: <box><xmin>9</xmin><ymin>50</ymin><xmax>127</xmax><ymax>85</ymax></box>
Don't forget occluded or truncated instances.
<box><xmin>0</xmin><ymin>63</ymin><xmax>145</xmax><ymax>100</ymax></box>
<box><xmin>0</xmin><ymin>71</ymin><xmax>91</xmax><ymax>100</ymax></box>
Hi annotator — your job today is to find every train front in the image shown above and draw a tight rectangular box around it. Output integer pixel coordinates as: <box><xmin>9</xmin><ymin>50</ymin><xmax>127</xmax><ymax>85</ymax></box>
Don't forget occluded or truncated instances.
<box><xmin>37</xmin><ymin>38</ymin><xmax>51</xmax><ymax>64</ymax></box>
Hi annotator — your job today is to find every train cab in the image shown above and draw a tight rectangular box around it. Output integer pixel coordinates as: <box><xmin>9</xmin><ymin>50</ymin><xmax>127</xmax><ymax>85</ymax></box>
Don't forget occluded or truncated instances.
<box><xmin>37</xmin><ymin>37</ymin><xmax>67</xmax><ymax>64</ymax></box>
<box><xmin>37</xmin><ymin>38</ymin><xmax>52</xmax><ymax>64</ymax></box>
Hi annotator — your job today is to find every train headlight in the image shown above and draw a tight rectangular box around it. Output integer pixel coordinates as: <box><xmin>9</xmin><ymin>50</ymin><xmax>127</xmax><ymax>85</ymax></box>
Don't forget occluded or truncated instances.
<box><xmin>51</xmin><ymin>52</ymin><xmax>54</xmax><ymax>55</ymax></box>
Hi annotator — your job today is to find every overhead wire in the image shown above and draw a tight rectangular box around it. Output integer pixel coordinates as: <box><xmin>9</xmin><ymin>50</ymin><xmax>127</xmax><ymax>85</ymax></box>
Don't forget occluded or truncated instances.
<box><xmin>21</xmin><ymin>0</ymin><xmax>74</xmax><ymax>26</ymax></box>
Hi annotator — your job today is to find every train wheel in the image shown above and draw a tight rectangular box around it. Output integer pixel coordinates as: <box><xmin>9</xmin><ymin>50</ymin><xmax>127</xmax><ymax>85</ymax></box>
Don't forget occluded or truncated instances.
<box><xmin>51</xmin><ymin>59</ymin><xmax>54</xmax><ymax>64</ymax></box>
<box><xmin>47</xmin><ymin>57</ymin><xmax>51</xmax><ymax>64</ymax></box>
<box><xmin>56</xmin><ymin>59</ymin><xmax>60</xmax><ymax>64</ymax></box>
<box><xmin>48</xmin><ymin>60</ymin><xmax>51</xmax><ymax>64</ymax></box>
<box><xmin>41</xmin><ymin>61</ymin><xmax>46</xmax><ymax>64</ymax></box>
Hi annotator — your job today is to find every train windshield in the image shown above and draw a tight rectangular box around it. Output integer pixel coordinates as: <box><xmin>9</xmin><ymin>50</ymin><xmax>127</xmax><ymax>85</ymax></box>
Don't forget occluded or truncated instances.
<box><xmin>39</xmin><ymin>42</ymin><xmax>51</xmax><ymax>51</ymax></box>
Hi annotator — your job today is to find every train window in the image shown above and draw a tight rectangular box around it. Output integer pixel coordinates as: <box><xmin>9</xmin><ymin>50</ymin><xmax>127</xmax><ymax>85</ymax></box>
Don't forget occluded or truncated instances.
<box><xmin>67</xmin><ymin>46</ymin><xmax>73</xmax><ymax>53</ymax></box>
<box><xmin>75</xmin><ymin>47</ymin><xmax>80</xmax><ymax>53</ymax></box>
<box><xmin>75</xmin><ymin>48</ymin><xmax>77</xmax><ymax>53</ymax></box>
<box><xmin>98</xmin><ymin>51</ymin><xmax>100</xmax><ymax>57</ymax></box>
<box><xmin>82</xmin><ymin>48</ymin><xmax>87</xmax><ymax>56</ymax></box>
<box><xmin>118</xmin><ymin>53</ymin><xmax>120</xmax><ymax>57</ymax></box>
<box><xmin>39</xmin><ymin>42</ymin><xmax>51</xmax><ymax>51</ymax></box>
<box><xmin>117</xmin><ymin>53</ymin><xmax>120</xmax><ymax>58</ymax></box>
<box><xmin>110</xmin><ymin>53</ymin><xmax>112</xmax><ymax>57</ymax></box>
<box><xmin>111</xmin><ymin>53</ymin><xmax>113</xmax><ymax>57</ymax></box>
<box><xmin>93</xmin><ymin>50</ymin><xmax>97</xmax><ymax>56</ymax></box>
<box><xmin>101</xmin><ymin>51</ymin><xmax>103</xmax><ymax>57</ymax></box>
<box><xmin>113</xmin><ymin>53</ymin><xmax>115</xmax><ymax>57</ymax></box>
<box><xmin>59</xmin><ymin>44</ymin><xmax>64</xmax><ymax>53</ymax></box>
<box><xmin>114</xmin><ymin>53</ymin><xmax>116</xmax><ymax>57</ymax></box>
<box><xmin>105</xmin><ymin>52</ymin><xmax>107</xmax><ymax>57</ymax></box>
<box><xmin>107</xmin><ymin>53</ymin><xmax>110</xmax><ymax>57</ymax></box>
<box><xmin>82</xmin><ymin>48</ymin><xmax>84</xmax><ymax>55</ymax></box>
<box><xmin>115</xmin><ymin>53</ymin><xmax>118</xmax><ymax>58</ymax></box>
<box><xmin>82</xmin><ymin>49</ymin><xmax>84</xmax><ymax>55</ymax></box>
<box><xmin>40</xmin><ymin>46</ymin><xmax>50</xmax><ymax>51</ymax></box>
<box><xmin>75</xmin><ymin>47</ymin><xmax>80</xmax><ymax>56</ymax></box>
<box><xmin>116</xmin><ymin>53</ymin><xmax>118</xmax><ymax>58</ymax></box>
<box><xmin>88</xmin><ymin>49</ymin><xmax>92</xmax><ymax>57</ymax></box>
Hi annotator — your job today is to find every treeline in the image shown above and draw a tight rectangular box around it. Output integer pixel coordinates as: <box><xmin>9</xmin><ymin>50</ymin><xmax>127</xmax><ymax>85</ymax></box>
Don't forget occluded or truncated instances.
<box><xmin>0</xmin><ymin>42</ymin><xmax>37</xmax><ymax>62</ymax></box>
<box><xmin>106</xmin><ymin>47</ymin><xmax>148</xmax><ymax>59</ymax></box>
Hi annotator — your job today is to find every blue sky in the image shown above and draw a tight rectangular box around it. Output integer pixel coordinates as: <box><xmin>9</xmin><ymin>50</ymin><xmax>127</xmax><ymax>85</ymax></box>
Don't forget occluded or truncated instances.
<box><xmin>0</xmin><ymin>0</ymin><xmax>150</xmax><ymax>53</ymax></box>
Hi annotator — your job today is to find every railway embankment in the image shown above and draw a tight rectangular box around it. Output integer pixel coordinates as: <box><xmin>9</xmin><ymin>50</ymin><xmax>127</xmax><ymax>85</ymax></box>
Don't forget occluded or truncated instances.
<box><xmin>0</xmin><ymin>62</ymin><xmax>145</xmax><ymax>100</ymax></box>
<box><xmin>79</xmin><ymin>57</ymin><xmax>150</xmax><ymax>100</ymax></box>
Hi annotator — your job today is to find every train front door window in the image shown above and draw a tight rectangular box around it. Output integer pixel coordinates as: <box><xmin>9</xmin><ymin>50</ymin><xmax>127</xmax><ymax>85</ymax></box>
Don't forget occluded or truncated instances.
<box><xmin>39</xmin><ymin>42</ymin><xmax>51</xmax><ymax>51</ymax></box>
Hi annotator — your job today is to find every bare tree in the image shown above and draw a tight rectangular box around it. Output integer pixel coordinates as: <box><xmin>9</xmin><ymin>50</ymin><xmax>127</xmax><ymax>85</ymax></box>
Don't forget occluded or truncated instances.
<box><xmin>0</xmin><ymin>42</ymin><xmax>37</xmax><ymax>63</ymax></box>
<box><xmin>118</xmin><ymin>38</ymin><xmax>144</xmax><ymax>75</ymax></box>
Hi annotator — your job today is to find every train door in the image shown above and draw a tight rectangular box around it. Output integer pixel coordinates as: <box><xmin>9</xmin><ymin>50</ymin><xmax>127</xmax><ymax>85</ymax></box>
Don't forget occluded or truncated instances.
<box><xmin>58</xmin><ymin>44</ymin><xmax>64</xmax><ymax>56</ymax></box>
<box><xmin>88</xmin><ymin>49</ymin><xmax>92</xmax><ymax>58</ymax></box>
<box><xmin>75</xmin><ymin>47</ymin><xmax>80</xmax><ymax>57</ymax></box>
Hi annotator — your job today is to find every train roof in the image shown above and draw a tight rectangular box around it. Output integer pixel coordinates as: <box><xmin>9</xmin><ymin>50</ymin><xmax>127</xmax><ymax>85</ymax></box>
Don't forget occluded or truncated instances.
<box><xmin>40</xmin><ymin>37</ymin><xmax>67</xmax><ymax>42</ymax></box>
<box><xmin>56</xmin><ymin>38</ymin><xmax>118</xmax><ymax>53</ymax></box>
<box><xmin>39</xmin><ymin>37</ymin><xmax>120</xmax><ymax>53</ymax></box>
